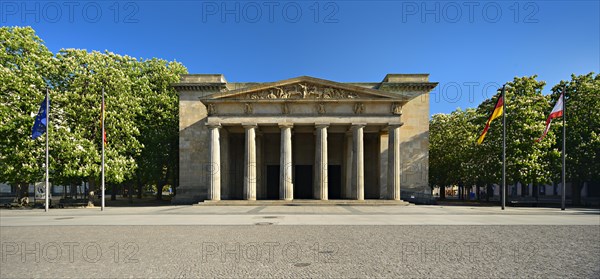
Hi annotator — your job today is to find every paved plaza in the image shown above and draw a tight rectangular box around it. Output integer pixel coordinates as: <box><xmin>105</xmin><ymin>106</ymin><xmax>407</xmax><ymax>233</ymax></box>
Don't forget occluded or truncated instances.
<box><xmin>1</xmin><ymin>206</ymin><xmax>599</xmax><ymax>278</ymax></box>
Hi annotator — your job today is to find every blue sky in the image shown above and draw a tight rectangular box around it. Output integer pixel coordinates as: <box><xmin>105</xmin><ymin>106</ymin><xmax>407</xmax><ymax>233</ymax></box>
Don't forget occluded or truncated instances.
<box><xmin>3</xmin><ymin>0</ymin><xmax>598</xmax><ymax>114</ymax></box>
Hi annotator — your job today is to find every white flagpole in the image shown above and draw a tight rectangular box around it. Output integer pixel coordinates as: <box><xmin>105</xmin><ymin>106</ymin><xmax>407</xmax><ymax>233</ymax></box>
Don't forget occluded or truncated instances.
<box><xmin>501</xmin><ymin>85</ymin><xmax>506</xmax><ymax>210</ymax></box>
<box><xmin>45</xmin><ymin>88</ymin><xmax>49</xmax><ymax>212</ymax></box>
<box><xmin>101</xmin><ymin>88</ymin><xmax>105</xmax><ymax>211</ymax></box>
<box><xmin>561</xmin><ymin>85</ymin><xmax>566</xmax><ymax>210</ymax></box>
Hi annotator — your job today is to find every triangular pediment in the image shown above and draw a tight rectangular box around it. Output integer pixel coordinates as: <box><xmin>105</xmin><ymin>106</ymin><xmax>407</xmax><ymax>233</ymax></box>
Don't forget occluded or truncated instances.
<box><xmin>207</xmin><ymin>76</ymin><xmax>407</xmax><ymax>101</ymax></box>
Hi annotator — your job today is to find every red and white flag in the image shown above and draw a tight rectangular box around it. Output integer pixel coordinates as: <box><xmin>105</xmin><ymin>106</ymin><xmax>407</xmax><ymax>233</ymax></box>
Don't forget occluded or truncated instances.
<box><xmin>536</xmin><ymin>92</ymin><xmax>564</xmax><ymax>142</ymax></box>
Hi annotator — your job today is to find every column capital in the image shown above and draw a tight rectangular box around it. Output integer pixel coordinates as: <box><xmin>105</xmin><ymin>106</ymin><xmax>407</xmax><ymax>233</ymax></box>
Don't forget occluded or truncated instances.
<box><xmin>278</xmin><ymin>123</ymin><xmax>294</xmax><ymax>129</ymax></box>
<box><xmin>242</xmin><ymin>123</ymin><xmax>257</xmax><ymax>129</ymax></box>
<box><xmin>315</xmin><ymin>123</ymin><xmax>329</xmax><ymax>129</ymax></box>
<box><xmin>351</xmin><ymin>123</ymin><xmax>367</xmax><ymax>129</ymax></box>
<box><xmin>206</xmin><ymin>123</ymin><xmax>222</xmax><ymax>129</ymax></box>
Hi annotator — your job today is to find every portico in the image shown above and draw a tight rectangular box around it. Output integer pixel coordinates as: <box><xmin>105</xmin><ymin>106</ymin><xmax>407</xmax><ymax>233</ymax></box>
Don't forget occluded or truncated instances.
<box><xmin>173</xmin><ymin>74</ymin><xmax>437</xmax><ymax>204</ymax></box>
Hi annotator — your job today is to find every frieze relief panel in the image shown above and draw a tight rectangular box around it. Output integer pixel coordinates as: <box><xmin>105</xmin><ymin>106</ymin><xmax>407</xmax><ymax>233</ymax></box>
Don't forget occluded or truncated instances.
<box><xmin>206</xmin><ymin>102</ymin><xmax>405</xmax><ymax>116</ymax></box>
<box><xmin>228</xmin><ymin>82</ymin><xmax>382</xmax><ymax>100</ymax></box>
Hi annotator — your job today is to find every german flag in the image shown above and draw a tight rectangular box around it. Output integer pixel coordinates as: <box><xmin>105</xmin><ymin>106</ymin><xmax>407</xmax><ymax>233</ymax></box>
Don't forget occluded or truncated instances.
<box><xmin>477</xmin><ymin>96</ymin><xmax>504</xmax><ymax>144</ymax></box>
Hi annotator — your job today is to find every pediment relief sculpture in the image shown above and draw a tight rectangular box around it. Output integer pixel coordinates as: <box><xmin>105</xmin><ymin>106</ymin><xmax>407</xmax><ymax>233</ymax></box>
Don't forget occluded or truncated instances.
<box><xmin>245</xmin><ymin>82</ymin><xmax>363</xmax><ymax>100</ymax></box>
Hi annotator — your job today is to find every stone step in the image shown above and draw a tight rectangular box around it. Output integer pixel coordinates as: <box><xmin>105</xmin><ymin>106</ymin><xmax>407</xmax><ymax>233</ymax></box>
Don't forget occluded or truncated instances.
<box><xmin>195</xmin><ymin>199</ymin><xmax>411</xmax><ymax>206</ymax></box>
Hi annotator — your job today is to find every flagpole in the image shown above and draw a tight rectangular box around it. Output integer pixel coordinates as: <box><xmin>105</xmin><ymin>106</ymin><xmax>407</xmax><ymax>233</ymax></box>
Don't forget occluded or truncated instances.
<box><xmin>45</xmin><ymin>88</ymin><xmax>49</xmax><ymax>212</ymax></box>
<box><xmin>561</xmin><ymin>85</ymin><xmax>566</xmax><ymax>210</ymax></box>
<box><xmin>501</xmin><ymin>85</ymin><xmax>506</xmax><ymax>210</ymax></box>
<box><xmin>101</xmin><ymin>88</ymin><xmax>105</xmax><ymax>211</ymax></box>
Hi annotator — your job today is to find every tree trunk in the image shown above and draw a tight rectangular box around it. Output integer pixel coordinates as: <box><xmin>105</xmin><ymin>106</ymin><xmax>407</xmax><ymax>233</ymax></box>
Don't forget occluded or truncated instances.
<box><xmin>571</xmin><ymin>181</ymin><xmax>582</xmax><ymax>206</ymax></box>
<box><xmin>157</xmin><ymin>165</ymin><xmax>172</xmax><ymax>201</ymax></box>
<box><xmin>439</xmin><ymin>185</ymin><xmax>446</xmax><ymax>200</ymax></box>
<box><xmin>111</xmin><ymin>184</ymin><xmax>116</xmax><ymax>201</ymax></box>
<box><xmin>156</xmin><ymin>175</ymin><xmax>167</xmax><ymax>201</ymax></box>
<box><xmin>88</xmin><ymin>178</ymin><xmax>96</xmax><ymax>193</ymax></box>
<box><xmin>510</xmin><ymin>181</ymin><xmax>515</xmax><ymax>199</ymax></box>
<box><xmin>88</xmin><ymin>179</ymin><xmax>97</xmax><ymax>202</ymax></box>
<box><xmin>156</xmin><ymin>185</ymin><xmax>163</xmax><ymax>200</ymax></box>
<box><xmin>137</xmin><ymin>177</ymin><xmax>143</xmax><ymax>199</ymax></box>
<box><xmin>17</xmin><ymin>182</ymin><xmax>28</xmax><ymax>200</ymax></box>
<box><xmin>70</xmin><ymin>182</ymin><xmax>78</xmax><ymax>199</ymax></box>
<box><xmin>173</xmin><ymin>177</ymin><xmax>178</xmax><ymax>196</ymax></box>
<box><xmin>128</xmin><ymin>183</ymin><xmax>133</xmax><ymax>204</ymax></box>
<box><xmin>486</xmin><ymin>184</ymin><xmax>491</xmax><ymax>202</ymax></box>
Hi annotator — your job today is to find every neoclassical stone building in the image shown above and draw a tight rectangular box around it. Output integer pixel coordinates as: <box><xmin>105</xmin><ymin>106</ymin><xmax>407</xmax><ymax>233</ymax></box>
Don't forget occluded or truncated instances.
<box><xmin>172</xmin><ymin>74</ymin><xmax>437</xmax><ymax>204</ymax></box>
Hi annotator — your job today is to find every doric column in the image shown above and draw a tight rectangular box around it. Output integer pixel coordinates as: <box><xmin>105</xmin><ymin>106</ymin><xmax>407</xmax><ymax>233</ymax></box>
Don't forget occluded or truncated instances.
<box><xmin>256</xmin><ymin>131</ymin><xmax>263</xmax><ymax>199</ymax></box>
<box><xmin>387</xmin><ymin>124</ymin><xmax>402</xmax><ymax>200</ymax></box>
<box><xmin>351</xmin><ymin>124</ymin><xmax>365</xmax><ymax>200</ymax></box>
<box><xmin>220</xmin><ymin>129</ymin><xmax>230</xmax><ymax>199</ymax></box>
<box><xmin>243</xmin><ymin>123</ymin><xmax>257</xmax><ymax>200</ymax></box>
<box><xmin>315</xmin><ymin>123</ymin><xmax>329</xmax><ymax>200</ymax></box>
<box><xmin>279</xmin><ymin>123</ymin><xmax>293</xmax><ymax>200</ymax></box>
<box><xmin>379</xmin><ymin>131</ymin><xmax>389</xmax><ymax>199</ymax></box>
<box><xmin>344</xmin><ymin>131</ymin><xmax>352</xmax><ymax>199</ymax></box>
<box><xmin>207</xmin><ymin>123</ymin><xmax>221</xmax><ymax>201</ymax></box>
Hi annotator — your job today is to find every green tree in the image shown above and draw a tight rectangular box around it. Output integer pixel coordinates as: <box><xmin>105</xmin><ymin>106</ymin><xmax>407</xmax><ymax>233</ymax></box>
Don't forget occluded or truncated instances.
<box><xmin>54</xmin><ymin>49</ymin><xmax>145</xmax><ymax>197</ymax></box>
<box><xmin>429</xmin><ymin>108</ymin><xmax>479</xmax><ymax>199</ymax></box>
<box><xmin>476</xmin><ymin>77</ymin><xmax>560</xmax><ymax>198</ymax></box>
<box><xmin>550</xmin><ymin>73</ymin><xmax>600</xmax><ymax>204</ymax></box>
<box><xmin>0</xmin><ymin>26</ymin><xmax>57</xmax><ymax>197</ymax></box>
<box><xmin>134</xmin><ymin>58</ymin><xmax>187</xmax><ymax>200</ymax></box>
<box><xmin>429</xmin><ymin>113</ymin><xmax>451</xmax><ymax>198</ymax></box>
<box><xmin>1</xmin><ymin>27</ymin><xmax>188</xmax><ymax>202</ymax></box>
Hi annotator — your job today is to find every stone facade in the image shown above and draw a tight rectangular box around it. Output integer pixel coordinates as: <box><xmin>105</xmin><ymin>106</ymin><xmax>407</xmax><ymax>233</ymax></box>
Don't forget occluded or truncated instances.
<box><xmin>173</xmin><ymin>74</ymin><xmax>437</xmax><ymax>204</ymax></box>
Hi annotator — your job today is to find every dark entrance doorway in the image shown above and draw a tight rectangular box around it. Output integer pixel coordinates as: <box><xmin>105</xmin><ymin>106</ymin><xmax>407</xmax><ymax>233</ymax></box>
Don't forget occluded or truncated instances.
<box><xmin>294</xmin><ymin>165</ymin><xmax>313</xmax><ymax>199</ymax></box>
<box><xmin>266</xmin><ymin>165</ymin><xmax>280</xmax><ymax>199</ymax></box>
<box><xmin>328</xmin><ymin>165</ymin><xmax>342</xmax><ymax>199</ymax></box>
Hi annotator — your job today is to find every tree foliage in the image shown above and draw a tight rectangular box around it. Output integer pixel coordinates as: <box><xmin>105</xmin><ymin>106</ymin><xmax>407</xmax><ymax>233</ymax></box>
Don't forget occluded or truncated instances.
<box><xmin>553</xmin><ymin>74</ymin><xmax>600</xmax><ymax>202</ymax></box>
<box><xmin>0</xmin><ymin>27</ymin><xmax>187</xmax><ymax>199</ymax></box>
<box><xmin>0</xmin><ymin>26</ymin><xmax>57</xmax><ymax>187</ymax></box>
<box><xmin>430</xmin><ymin>74</ymin><xmax>598</xmax><ymax>203</ymax></box>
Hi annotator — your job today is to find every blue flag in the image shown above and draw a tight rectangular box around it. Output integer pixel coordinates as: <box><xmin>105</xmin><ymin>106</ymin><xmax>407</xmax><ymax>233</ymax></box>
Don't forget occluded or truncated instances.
<box><xmin>31</xmin><ymin>96</ymin><xmax>49</xmax><ymax>139</ymax></box>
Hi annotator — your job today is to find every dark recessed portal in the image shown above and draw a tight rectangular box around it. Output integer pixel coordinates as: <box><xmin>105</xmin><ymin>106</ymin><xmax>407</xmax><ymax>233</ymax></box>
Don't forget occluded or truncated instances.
<box><xmin>328</xmin><ymin>165</ymin><xmax>342</xmax><ymax>199</ymax></box>
<box><xmin>266</xmin><ymin>165</ymin><xmax>280</xmax><ymax>199</ymax></box>
<box><xmin>294</xmin><ymin>165</ymin><xmax>313</xmax><ymax>199</ymax></box>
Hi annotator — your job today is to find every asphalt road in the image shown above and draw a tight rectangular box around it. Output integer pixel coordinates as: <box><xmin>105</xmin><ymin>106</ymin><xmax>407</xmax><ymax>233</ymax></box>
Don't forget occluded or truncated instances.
<box><xmin>1</xmin><ymin>206</ymin><xmax>599</xmax><ymax>278</ymax></box>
